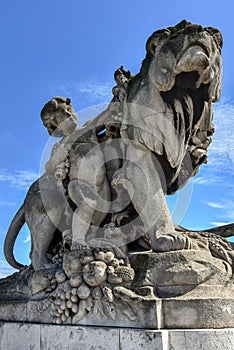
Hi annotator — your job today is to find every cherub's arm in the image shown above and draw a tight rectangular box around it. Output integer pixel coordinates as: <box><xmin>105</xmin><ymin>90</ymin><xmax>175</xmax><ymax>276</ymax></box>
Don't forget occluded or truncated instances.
<box><xmin>45</xmin><ymin>141</ymin><xmax>69</xmax><ymax>174</ymax></box>
<box><xmin>83</xmin><ymin>109</ymin><xmax>110</xmax><ymax>133</ymax></box>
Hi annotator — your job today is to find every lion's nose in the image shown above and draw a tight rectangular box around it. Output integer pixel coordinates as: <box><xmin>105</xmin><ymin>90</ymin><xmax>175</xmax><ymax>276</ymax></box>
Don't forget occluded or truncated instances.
<box><xmin>183</xmin><ymin>24</ymin><xmax>203</xmax><ymax>34</ymax></box>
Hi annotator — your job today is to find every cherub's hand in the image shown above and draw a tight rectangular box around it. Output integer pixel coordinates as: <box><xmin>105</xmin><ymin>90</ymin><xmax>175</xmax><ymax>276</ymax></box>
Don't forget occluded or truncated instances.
<box><xmin>46</xmin><ymin>143</ymin><xmax>69</xmax><ymax>174</ymax></box>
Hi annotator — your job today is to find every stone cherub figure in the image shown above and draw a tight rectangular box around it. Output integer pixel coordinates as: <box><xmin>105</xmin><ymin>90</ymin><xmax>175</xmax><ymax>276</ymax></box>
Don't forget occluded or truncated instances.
<box><xmin>41</xmin><ymin>96</ymin><xmax>111</xmax><ymax>251</ymax></box>
<box><xmin>4</xmin><ymin>96</ymin><xmax>112</xmax><ymax>271</ymax></box>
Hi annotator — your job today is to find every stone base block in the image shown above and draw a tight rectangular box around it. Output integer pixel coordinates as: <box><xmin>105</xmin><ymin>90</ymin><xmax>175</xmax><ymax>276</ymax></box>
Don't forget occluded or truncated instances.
<box><xmin>0</xmin><ymin>322</ymin><xmax>234</xmax><ymax>350</ymax></box>
<box><xmin>1</xmin><ymin>296</ymin><xmax>234</xmax><ymax>329</ymax></box>
<box><xmin>163</xmin><ymin>297</ymin><xmax>234</xmax><ymax>329</ymax></box>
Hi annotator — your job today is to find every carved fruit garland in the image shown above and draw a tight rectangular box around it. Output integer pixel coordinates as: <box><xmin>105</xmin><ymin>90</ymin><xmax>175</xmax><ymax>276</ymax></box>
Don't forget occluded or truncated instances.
<box><xmin>47</xmin><ymin>247</ymin><xmax>137</xmax><ymax>324</ymax></box>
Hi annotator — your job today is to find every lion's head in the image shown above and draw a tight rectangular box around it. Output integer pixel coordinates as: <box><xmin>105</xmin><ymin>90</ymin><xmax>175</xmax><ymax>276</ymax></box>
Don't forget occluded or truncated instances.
<box><xmin>144</xmin><ymin>20</ymin><xmax>222</xmax><ymax>100</ymax></box>
<box><xmin>124</xmin><ymin>20</ymin><xmax>223</xmax><ymax>194</ymax></box>
<box><xmin>41</xmin><ymin>96</ymin><xmax>78</xmax><ymax>137</ymax></box>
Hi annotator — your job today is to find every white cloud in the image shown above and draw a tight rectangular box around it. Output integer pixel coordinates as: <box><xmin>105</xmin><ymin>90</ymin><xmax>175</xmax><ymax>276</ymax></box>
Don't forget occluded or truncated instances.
<box><xmin>220</xmin><ymin>201</ymin><xmax>234</xmax><ymax>222</ymax></box>
<box><xmin>52</xmin><ymin>80</ymin><xmax>113</xmax><ymax>105</ymax></box>
<box><xmin>192</xmin><ymin>176</ymin><xmax>222</xmax><ymax>186</ymax></box>
<box><xmin>0</xmin><ymin>169</ymin><xmax>38</xmax><ymax>191</ymax></box>
<box><xmin>210</xmin><ymin>100</ymin><xmax>234</xmax><ymax>170</ymax></box>
<box><xmin>77</xmin><ymin>81</ymin><xmax>113</xmax><ymax>103</ymax></box>
<box><xmin>192</xmin><ymin>177</ymin><xmax>209</xmax><ymax>185</ymax></box>
<box><xmin>192</xmin><ymin>100</ymin><xmax>234</xmax><ymax>195</ymax></box>
<box><xmin>0</xmin><ymin>259</ymin><xmax>16</xmax><ymax>278</ymax></box>
<box><xmin>205</xmin><ymin>199</ymin><xmax>234</xmax><ymax>225</ymax></box>
<box><xmin>205</xmin><ymin>201</ymin><xmax>225</xmax><ymax>209</ymax></box>
<box><xmin>23</xmin><ymin>234</ymin><xmax>31</xmax><ymax>243</ymax></box>
<box><xmin>209</xmin><ymin>221</ymin><xmax>232</xmax><ymax>227</ymax></box>
<box><xmin>54</xmin><ymin>84</ymin><xmax>71</xmax><ymax>97</ymax></box>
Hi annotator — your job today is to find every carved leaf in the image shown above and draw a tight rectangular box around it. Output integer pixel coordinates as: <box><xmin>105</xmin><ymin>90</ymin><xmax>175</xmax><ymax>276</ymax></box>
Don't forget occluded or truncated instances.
<box><xmin>113</xmin><ymin>299</ymin><xmax>136</xmax><ymax>321</ymax></box>
<box><xmin>102</xmin><ymin>300</ymin><xmax>117</xmax><ymax>320</ymax></box>
<box><xmin>92</xmin><ymin>299</ymin><xmax>106</xmax><ymax>318</ymax></box>
<box><xmin>72</xmin><ymin>299</ymin><xmax>91</xmax><ymax>323</ymax></box>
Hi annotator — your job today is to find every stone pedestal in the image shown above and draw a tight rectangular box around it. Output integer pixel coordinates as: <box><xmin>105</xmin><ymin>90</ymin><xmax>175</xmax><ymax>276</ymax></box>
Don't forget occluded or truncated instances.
<box><xmin>0</xmin><ymin>322</ymin><xmax>234</xmax><ymax>350</ymax></box>
<box><xmin>1</xmin><ymin>250</ymin><xmax>234</xmax><ymax>329</ymax></box>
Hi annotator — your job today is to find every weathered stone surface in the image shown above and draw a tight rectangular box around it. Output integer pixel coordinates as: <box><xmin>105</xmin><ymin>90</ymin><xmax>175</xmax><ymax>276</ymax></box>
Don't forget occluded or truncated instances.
<box><xmin>1</xmin><ymin>293</ymin><xmax>234</xmax><ymax>329</ymax></box>
<box><xmin>168</xmin><ymin>329</ymin><xmax>234</xmax><ymax>350</ymax></box>
<box><xmin>0</xmin><ymin>323</ymin><xmax>40</xmax><ymax>350</ymax></box>
<box><xmin>0</xmin><ymin>323</ymin><xmax>234</xmax><ymax>350</ymax></box>
<box><xmin>130</xmin><ymin>250</ymin><xmax>232</xmax><ymax>298</ymax></box>
<box><xmin>0</xmin><ymin>302</ymin><xmax>27</xmax><ymax>322</ymax></box>
<box><xmin>120</xmin><ymin>328</ymin><xmax>167</xmax><ymax>350</ymax></box>
<box><xmin>40</xmin><ymin>324</ymin><xmax>120</xmax><ymax>350</ymax></box>
<box><xmin>29</xmin><ymin>269</ymin><xmax>54</xmax><ymax>295</ymax></box>
<box><xmin>1</xmin><ymin>248</ymin><xmax>234</xmax><ymax>328</ymax></box>
<box><xmin>0</xmin><ymin>299</ymin><xmax>159</xmax><ymax>328</ymax></box>
<box><xmin>163</xmin><ymin>298</ymin><xmax>234</xmax><ymax>329</ymax></box>
<box><xmin>0</xmin><ymin>269</ymin><xmax>31</xmax><ymax>301</ymax></box>
<box><xmin>26</xmin><ymin>301</ymin><xmax>53</xmax><ymax>323</ymax></box>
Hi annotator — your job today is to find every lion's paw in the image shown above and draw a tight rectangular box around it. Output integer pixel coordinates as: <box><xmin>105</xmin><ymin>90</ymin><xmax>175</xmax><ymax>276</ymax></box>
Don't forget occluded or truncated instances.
<box><xmin>151</xmin><ymin>232</ymin><xmax>192</xmax><ymax>252</ymax></box>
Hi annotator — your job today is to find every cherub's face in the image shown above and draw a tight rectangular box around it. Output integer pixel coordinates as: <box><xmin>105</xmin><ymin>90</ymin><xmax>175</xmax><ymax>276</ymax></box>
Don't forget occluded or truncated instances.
<box><xmin>41</xmin><ymin>97</ymin><xmax>78</xmax><ymax>137</ymax></box>
<box><xmin>54</xmin><ymin>111</ymin><xmax>77</xmax><ymax>136</ymax></box>
<box><xmin>44</xmin><ymin>111</ymin><xmax>77</xmax><ymax>137</ymax></box>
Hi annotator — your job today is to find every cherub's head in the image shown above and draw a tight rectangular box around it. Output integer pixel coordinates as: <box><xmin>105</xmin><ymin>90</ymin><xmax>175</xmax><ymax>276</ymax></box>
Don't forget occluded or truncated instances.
<box><xmin>41</xmin><ymin>96</ymin><xmax>78</xmax><ymax>137</ymax></box>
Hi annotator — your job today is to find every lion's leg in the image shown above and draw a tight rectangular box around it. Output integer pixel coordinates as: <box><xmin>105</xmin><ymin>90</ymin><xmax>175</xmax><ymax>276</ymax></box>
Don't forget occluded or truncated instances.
<box><xmin>25</xmin><ymin>188</ymin><xmax>65</xmax><ymax>271</ymax></box>
<box><xmin>30</xmin><ymin>230</ymin><xmax>55</xmax><ymax>271</ymax></box>
<box><xmin>28</xmin><ymin>216</ymin><xmax>59</xmax><ymax>271</ymax></box>
<box><xmin>123</xmin><ymin>145</ymin><xmax>188</xmax><ymax>252</ymax></box>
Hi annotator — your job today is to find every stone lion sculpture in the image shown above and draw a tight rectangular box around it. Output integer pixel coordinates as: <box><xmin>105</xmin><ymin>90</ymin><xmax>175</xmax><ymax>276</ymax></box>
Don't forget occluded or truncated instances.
<box><xmin>118</xmin><ymin>20</ymin><xmax>223</xmax><ymax>251</ymax></box>
<box><xmin>4</xmin><ymin>20</ymin><xmax>224</xmax><ymax>272</ymax></box>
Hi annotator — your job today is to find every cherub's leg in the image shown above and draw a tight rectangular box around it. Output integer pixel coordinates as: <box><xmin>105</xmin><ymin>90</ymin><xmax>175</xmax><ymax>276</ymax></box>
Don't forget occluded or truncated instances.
<box><xmin>68</xmin><ymin>179</ymin><xmax>110</xmax><ymax>250</ymax></box>
<box><xmin>68</xmin><ymin>180</ymin><xmax>96</xmax><ymax>249</ymax></box>
<box><xmin>123</xmin><ymin>145</ymin><xmax>188</xmax><ymax>252</ymax></box>
<box><xmin>72</xmin><ymin>205</ymin><xmax>96</xmax><ymax>249</ymax></box>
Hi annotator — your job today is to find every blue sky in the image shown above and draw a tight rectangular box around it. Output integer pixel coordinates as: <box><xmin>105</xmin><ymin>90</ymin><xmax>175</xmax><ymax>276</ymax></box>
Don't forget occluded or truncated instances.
<box><xmin>0</xmin><ymin>0</ymin><xmax>233</xmax><ymax>276</ymax></box>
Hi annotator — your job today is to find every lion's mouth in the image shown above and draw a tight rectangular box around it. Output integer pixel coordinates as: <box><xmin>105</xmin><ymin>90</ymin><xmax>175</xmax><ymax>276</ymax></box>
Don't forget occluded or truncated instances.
<box><xmin>160</xmin><ymin>69</ymin><xmax>210</xmax><ymax>148</ymax></box>
<box><xmin>156</xmin><ymin>44</ymin><xmax>214</xmax><ymax>94</ymax></box>
<box><xmin>174</xmin><ymin>44</ymin><xmax>212</xmax><ymax>89</ymax></box>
